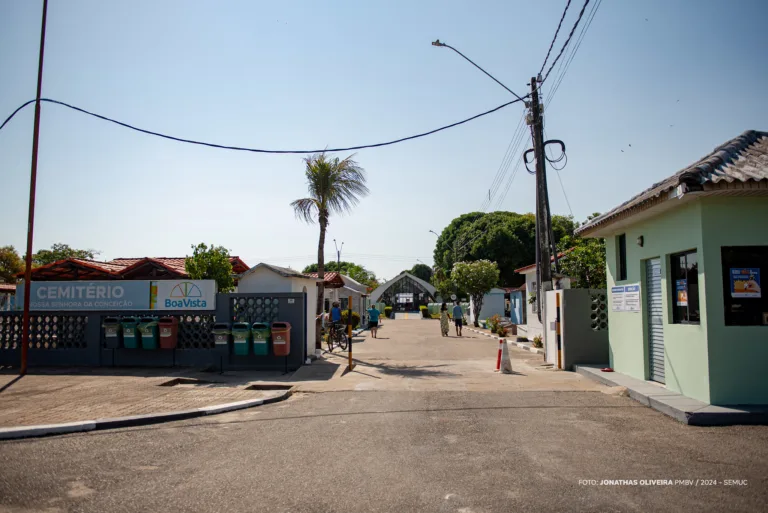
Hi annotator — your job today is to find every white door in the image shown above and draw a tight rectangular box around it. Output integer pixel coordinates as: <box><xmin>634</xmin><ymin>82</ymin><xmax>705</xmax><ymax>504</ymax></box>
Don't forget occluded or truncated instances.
<box><xmin>645</xmin><ymin>258</ymin><xmax>665</xmax><ymax>383</ymax></box>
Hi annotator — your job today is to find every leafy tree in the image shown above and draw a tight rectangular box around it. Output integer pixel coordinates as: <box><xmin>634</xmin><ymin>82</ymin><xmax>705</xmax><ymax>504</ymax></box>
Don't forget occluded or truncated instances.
<box><xmin>407</xmin><ymin>264</ymin><xmax>432</xmax><ymax>282</ymax></box>
<box><xmin>185</xmin><ymin>243</ymin><xmax>235</xmax><ymax>292</ymax></box>
<box><xmin>433</xmin><ymin>212</ymin><xmax>575</xmax><ymax>287</ymax></box>
<box><xmin>0</xmin><ymin>246</ymin><xmax>24</xmax><ymax>283</ymax></box>
<box><xmin>556</xmin><ymin>213</ymin><xmax>606</xmax><ymax>289</ymax></box>
<box><xmin>452</xmin><ymin>260</ymin><xmax>500</xmax><ymax>327</ymax></box>
<box><xmin>291</xmin><ymin>153</ymin><xmax>369</xmax><ymax>348</ymax></box>
<box><xmin>302</xmin><ymin>261</ymin><xmax>379</xmax><ymax>290</ymax></box>
<box><xmin>31</xmin><ymin>243</ymin><xmax>100</xmax><ymax>267</ymax></box>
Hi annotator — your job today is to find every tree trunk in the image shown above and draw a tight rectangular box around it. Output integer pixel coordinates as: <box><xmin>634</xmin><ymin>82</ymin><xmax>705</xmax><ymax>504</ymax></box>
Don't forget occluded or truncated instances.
<box><xmin>315</xmin><ymin>217</ymin><xmax>327</xmax><ymax>349</ymax></box>
<box><xmin>472</xmin><ymin>293</ymin><xmax>483</xmax><ymax>327</ymax></box>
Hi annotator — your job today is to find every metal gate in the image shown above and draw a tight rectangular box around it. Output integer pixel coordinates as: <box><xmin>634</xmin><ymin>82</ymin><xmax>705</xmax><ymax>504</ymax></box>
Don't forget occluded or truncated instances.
<box><xmin>645</xmin><ymin>258</ymin><xmax>665</xmax><ymax>383</ymax></box>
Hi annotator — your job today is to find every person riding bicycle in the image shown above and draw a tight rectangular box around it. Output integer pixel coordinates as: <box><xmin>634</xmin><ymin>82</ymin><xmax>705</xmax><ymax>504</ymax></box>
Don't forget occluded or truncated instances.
<box><xmin>329</xmin><ymin>301</ymin><xmax>343</xmax><ymax>336</ymax></box>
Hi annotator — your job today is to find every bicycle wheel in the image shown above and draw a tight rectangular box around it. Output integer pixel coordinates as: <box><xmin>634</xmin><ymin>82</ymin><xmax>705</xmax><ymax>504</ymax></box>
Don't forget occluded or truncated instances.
<box><xmin>325</xmin><ymin>330</ymin><xmax>334</xmax><ymax>352</ymax></box>
<box><xmin>338</xmin><ymin>332</ymin><xmax>349</xmax><ymax>351</ymax></box>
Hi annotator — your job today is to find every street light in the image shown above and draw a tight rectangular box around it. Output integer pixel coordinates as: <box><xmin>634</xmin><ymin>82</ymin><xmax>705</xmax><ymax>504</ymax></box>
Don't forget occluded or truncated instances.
<box><xmin>431</xmin><ymin>39</ymin><xmax>526</xmax><ymax>103</ymax></box>
<box><xmin>428</xmin><ymin>230</ymin><xmax>439</xmax><ymax>237</ymax></box>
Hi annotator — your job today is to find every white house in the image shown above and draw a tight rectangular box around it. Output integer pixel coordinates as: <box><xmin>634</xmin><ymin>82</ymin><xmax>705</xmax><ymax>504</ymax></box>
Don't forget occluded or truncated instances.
<box><xmin>469</xmin><ymin>287</ymin><xmax>506</xmax><ymax>325</ymax></box>
<box><xmin>514</xmin><ymin>253</ymin><xmax>572</xmax><ymax>342</ymax></box>
<box><xmin>237</xmin><ymin>263</ymin><xmax>320</xmax><ymax>360</ymax></box>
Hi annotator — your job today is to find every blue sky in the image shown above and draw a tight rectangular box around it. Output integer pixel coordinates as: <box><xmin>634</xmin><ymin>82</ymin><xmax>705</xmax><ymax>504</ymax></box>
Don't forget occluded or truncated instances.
<box><xmin>1</xmin><ymin>0</ymin><xmax>766</xmax><ymax>281</ymax></box>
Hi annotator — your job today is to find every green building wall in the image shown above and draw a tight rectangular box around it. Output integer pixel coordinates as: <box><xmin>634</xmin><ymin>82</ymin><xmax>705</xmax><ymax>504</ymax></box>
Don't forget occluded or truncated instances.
<box><xmin>605</xmin><ymin>200</ymin><xmax>711</xmax><ymax>403</ymax></box>
<box><xmin>605</xmin><ymin>196</ymin><xmax>768</xmax><ymax>405</ymax></box>
<box><xmin>700</xmin><ymin>197</ymin><xmax>768</xmax><ymax>405</ymax></box>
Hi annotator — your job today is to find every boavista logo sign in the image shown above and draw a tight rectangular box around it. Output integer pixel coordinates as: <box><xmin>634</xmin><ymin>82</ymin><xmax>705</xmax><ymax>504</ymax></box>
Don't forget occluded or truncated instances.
<box><xmin>165</xmin><ymin>281</ymin><xmax>207</xmax><ymax>308</ymax></box>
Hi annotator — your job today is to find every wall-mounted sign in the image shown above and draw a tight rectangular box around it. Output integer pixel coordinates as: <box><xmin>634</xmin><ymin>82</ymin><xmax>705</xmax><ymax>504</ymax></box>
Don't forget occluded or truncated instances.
<box><xmin>730</xmin><ymin>268</ymin><xmax>761</xmax><ymax>298</ymax></box>
<box><xmin>16</xmin><ymin>280</ymin><xmax>216</xmax><ymax>311</ymax></box>
<box><xmin>152</xmin><ymin>280</ymin><xmax>217</xmax><ymax>310</ymax></box>
<box><xmin>611</xmin><ymin>283</ymin><xmax>641</xmax><ymax>313</ymax></box>
<box><xmin>676</xmin><ymin>279</ymin><xmax>688</xmax><ymax>306</ymax></box>
<box><xmin>17</xmin><ymin>281</ymin><xmax>150</xmax><ymax>311</ymax></box>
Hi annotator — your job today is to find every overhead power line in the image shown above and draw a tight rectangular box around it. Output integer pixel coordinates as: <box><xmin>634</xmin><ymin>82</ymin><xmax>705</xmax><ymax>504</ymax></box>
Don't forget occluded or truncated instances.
<box><xmin>0</xmin><ymin>96</ymin><xmax>526</xmax><ymax>155</ymax></box>
<box><xmin>541</xmin><ymin>0</ymin><xmax>591</xmax><ymax>83</ymax></box>
<box><xmin>545</xmin><ymin>0</ymin><xmax>602</xmax><ymax>107</ymax></box>
<box><xmin>539</xmin><ymin>0</ymin><xmax>572</xmax><ymax>77</ymax></box>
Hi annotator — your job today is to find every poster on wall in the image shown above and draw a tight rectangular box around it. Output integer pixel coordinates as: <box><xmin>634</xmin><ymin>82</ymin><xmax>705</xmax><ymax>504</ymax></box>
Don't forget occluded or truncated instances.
<box><xmin>676</xmin><ymin>279</ymin><xmax>688</xmax><ymax>306</ymax></box>
<box><xmin>611</xmin><ymin>284</ymin><xmax>641</xmax><ymax>313</ymax></box>
<box><xmin>730</xmin><ymin>268</ymin><xmax>761</xmax><ymax>298</ymax></box>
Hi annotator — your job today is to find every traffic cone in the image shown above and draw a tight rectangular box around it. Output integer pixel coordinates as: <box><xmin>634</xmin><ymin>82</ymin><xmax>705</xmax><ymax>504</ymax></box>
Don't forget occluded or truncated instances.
<box><xmin>500</xmin><ymin>339</ymin><xmax>513</xmax><ymax>374</ymax></box>
<box><xmin>495</xmin><ymin>339</ymin><xmax>503</xmax><ymax>371</ymax></box>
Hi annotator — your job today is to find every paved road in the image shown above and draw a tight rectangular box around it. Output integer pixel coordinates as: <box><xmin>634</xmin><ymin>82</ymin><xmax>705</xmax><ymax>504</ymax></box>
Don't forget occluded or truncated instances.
<box><xmin>1</xmin><ymin>320</ymin><xmax>766</xmax><ymax>512</ymax></box>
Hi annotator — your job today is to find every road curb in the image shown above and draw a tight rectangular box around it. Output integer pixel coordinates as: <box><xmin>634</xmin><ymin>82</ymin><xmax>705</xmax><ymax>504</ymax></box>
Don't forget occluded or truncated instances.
<box><xmin>466</xmin><ymin>328</ymin><xmax>546</xmax><ymax>356</ymax></box>
<box><xmin>0</xmin><ymin>389</ymin><xmax>293</xmax><ymax>441</ymax></box>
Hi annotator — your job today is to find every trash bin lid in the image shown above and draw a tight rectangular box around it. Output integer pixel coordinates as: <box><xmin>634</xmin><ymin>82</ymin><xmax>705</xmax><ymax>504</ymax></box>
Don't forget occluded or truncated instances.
<box><xmin>121</xmin><ymin>317</ymin><xmax>138</xmax><ymax>322</ymax></box>
<box><xmin>159</xmin><ymin>316</ymin><xmax>177</xmax><ymax>323</ymax></box>
<box><xmin>271</xmin><ymin>322</ymin><xmax>291</xmax><ymax>329</ymax></box>
<box><xmin>104</xmin><ymin>317</ymin><xmax>120</xmax><ymax>323</ymax></box>
<box><xmin>232</xmin><ymin>322</ymin><xmax>251</xmax><ymax>330</ymax></box>
<box><xmin>139</xmin><ymin>317</ymin><xmax>157</xmax><ymax>322</ymax></box>
<box><xmin>252</xmin><ymin>322</ymin><xmax>269</xmax><ymax>330</ymax></box>
<box><xmin>213</xmin><ymin>322</ymin><xmax>232</xmax><ymax>330</ymax></box>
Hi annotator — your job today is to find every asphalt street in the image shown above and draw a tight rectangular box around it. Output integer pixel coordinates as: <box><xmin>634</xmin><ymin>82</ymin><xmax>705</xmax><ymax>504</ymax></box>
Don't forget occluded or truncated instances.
<box><xmin>1</xmin><ymin>320</ymin><xmax>766</xmax><ymax>512</ymax></box>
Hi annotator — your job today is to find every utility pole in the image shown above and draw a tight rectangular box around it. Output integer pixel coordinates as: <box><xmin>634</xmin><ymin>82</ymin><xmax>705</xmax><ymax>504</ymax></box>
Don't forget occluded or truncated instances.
<box><xmin>20</xmin><ymin>0</ymin><xmax>49</xmax><ymax>375</ymax></box>
<box><xmin>527</xmin><ymin>76</ymin><xmax>557</xmax><ymax>322</ymax></box>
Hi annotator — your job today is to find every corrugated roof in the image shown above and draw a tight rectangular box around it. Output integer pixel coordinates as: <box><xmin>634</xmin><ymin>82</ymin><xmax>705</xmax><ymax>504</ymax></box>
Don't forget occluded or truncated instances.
<box><xmin>577</xmin><ymin>130</ymin><xmax>768</xmax><ymax>236</ymax></box>
<box><xmin>240</xmin><ymin>263</ymin><xmax>317</xmax><ymax>280</ymax></box>
<box><xmin>0</xmin><ymin>283</ymin><xmax>17</xmax><ymax>293</ymax></box>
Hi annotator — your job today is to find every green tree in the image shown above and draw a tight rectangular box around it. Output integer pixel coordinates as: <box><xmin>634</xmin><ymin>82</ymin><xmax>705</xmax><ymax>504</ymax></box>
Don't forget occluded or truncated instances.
<box><xmin>407</xmin><ymin>264</ymin><xmax>432</xmax><ymax>282</ymax></box>
<box><xmin>185</xmin><ymin>243</ymin><xmax>235</xmax><ymax>292</ymax></box>
<box><xmin>291</xmin><ymin>153</ymin><xmax>369</xmax><ymax>347</ymax></box>
<box><xmin>31</xmin><ymin>243</ymin><xmax>100</xmax><ymax>267</ymax></box>
<box><xmin>452</xmin><ymin>260</ymin><xmax>500</xmax><ymax>327</ymax></box>
<box><xmin>433</xmin><ymin>212</ymin><xmax>575</xmax><ymax>286</ymax></box>
<box><xmin>302</xmin><ymin>261</ymin><xmax>379</xmax><ymax>290</ymax></box>
<box><xmin>556</xmin><ymin>213</ymin><xmax>606</xmax><ymax>289</ymax></box>
<box><xmin>0</xmin><ymin>246</ymin><xmax>24</xmax><ymax>283</ymax></box>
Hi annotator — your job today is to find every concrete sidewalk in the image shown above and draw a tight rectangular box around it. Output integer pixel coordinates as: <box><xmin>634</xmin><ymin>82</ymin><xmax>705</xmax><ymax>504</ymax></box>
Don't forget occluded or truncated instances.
<box><xmin>575</xmin><ymin>364</ymin><xmax>768</xmax><ymax>426</ymax></box>
<box><xmin>0</xmin><ymin>361</ymin><xmax>344</xmax><ymax>435</ymax></box>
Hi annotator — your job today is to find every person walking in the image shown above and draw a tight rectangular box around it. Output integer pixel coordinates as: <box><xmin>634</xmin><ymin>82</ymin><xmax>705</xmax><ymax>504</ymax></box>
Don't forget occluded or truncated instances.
<box><xmin>439</xmin><ymin>302</ymin><xmax>450</xmax><ymax>337</ymax></box>
<box><xmin>367</xmin><ymin>303</ymin><xmax>381</xmax><ymax>338</ymax></box>
<box><xmin>452</xmin><ymin>301</ymin><xmax>464</xmax><ymax>337</ymax></box>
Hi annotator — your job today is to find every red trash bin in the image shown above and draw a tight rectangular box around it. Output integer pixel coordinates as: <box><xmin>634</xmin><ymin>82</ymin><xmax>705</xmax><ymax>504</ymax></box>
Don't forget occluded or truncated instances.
<box><xmin>158</xmin><ymin>317</ymin><xmax>179</xmax><ymax>349</ymax></box>
<box><xmin>271</xmin><ymin>322</ymin><xmax>291</xmax><ymax>356</ymax></box>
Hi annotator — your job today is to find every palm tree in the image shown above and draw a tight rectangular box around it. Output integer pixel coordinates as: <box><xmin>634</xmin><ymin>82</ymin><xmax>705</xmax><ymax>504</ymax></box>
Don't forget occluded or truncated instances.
<box><xmin>291</xmin><ymin>153</ymin><xmax>369</xmax><ymax>349</ymax></box>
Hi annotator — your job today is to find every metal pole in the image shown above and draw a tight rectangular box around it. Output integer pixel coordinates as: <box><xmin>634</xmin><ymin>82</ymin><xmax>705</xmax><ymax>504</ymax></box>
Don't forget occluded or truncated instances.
<box><xmin>21</xmin><ymin>0</ymin><xmax>49</xmax><ymax>375</ymax></box>
<box><xmin>556</xmin><ymin>292</ymin><xmax>562</xmax><ymax>369</ymax></box>
<box><xmin>347</xmin><ymin>294</ymin><xmax>353</xmax><ymax>372</ymax></box>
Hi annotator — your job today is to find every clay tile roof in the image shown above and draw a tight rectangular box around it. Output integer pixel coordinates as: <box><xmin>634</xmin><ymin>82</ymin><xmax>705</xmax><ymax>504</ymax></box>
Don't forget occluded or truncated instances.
<box><xmin>514</xmin><ymin>249</ymin><xmax>575</xmax><ymax>274</ymax></box>
<box><xmin>0</xmin><ymin>283</ymin><xmax>17</xmax><ymax>293</ymax></box>
<box><xmin>577</xmin><ymin>130</ymin><xmax>768</xmax><ymax>236</ymax></box>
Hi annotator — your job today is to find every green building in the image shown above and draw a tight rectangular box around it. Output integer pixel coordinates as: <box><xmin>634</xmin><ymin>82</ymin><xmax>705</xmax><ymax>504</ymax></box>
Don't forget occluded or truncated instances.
<box><xmin>576</xmin><ymin>130</ymin><xmax>767</xmax><ymax>406</ymax></box>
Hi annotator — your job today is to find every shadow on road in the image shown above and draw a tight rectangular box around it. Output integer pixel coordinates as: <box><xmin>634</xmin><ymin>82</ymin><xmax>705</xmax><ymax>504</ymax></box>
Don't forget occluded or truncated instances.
<box><xmin>0</xmin><ymin>375</ymin><xmax>23</xmax><ymax>394</ymax></box>
<box><xmin>323</xmin><ymin>352</ymin><xmax>459</xmax><ymax>379</ymax></box>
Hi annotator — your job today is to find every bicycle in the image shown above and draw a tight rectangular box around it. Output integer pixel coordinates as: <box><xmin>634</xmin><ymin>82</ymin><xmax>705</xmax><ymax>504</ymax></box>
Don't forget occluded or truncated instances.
<box><xmin>326</xmin><ymin>322</ymin><xmax>349</xmax><ymax>352</ymax></box>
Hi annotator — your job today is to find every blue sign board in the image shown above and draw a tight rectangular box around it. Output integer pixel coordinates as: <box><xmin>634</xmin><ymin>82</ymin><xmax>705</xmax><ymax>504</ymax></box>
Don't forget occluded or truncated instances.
<box><xmin>16</xmin><ymin>281</ymin><xmax>151</xmax><ymax>311</ymax></box>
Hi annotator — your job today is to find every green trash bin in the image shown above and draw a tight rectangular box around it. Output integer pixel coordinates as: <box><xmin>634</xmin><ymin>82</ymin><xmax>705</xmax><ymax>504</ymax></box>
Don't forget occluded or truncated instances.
<box><xmin>212</xmin><ymin>322</ymin><xmax>232</xmax><ymax>354</ymax></box>
<box><xmin>251</xmin><ymin>322</ymin><xmax>271</xmax><ymax>356</ymax></box>
<box><xmin>232</xmin><ymin>322</ymin><xmax>252</xmax><ymax>355</ymax></box>
<box><xmin>121</xmin><ymin>317</ymin><xmax>140</xmax><ymax>349</ymax></box>
<box><xmin>138</xmin><ymin>316</ymin><xmax>159</xmax><ymax>350</ymax></box>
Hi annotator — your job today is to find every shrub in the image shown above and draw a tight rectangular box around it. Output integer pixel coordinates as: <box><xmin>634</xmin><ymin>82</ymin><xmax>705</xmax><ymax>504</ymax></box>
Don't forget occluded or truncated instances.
<box><xmin>487</xmin><ymin>314</ymin><xmax>502</xmax><ymax>333</ymax></box>
<box><xmin>384</xmin><ymin>306</ymin><xmax>393</xmax><ymax>318</ymax></box>
<box><xmin>419</xmin><ymin>305</ymin><xmax>430</xmax><ymax>318</ymax></box>
<box><xmin>532</xmin><ymin>335</ymin><xmax>543</xmax><ymax>348</ymax></box>
<box><xmin>340</xmin><ymin>311</ymin><xmax>361</xmax><ymax>329</ymax></box>
<box><xmin>498</xmin><ymin>326</ymin><xmax>509</xmax><ymax>338</ymax></box>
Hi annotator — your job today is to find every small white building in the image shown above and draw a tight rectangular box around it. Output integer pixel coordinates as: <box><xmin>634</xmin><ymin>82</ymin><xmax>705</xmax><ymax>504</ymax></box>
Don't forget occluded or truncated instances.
<box><xmin>237</xmin><ymin>263</ymin><xmax>320</xmax><ymax>360</ymax></box>
<box><xmin>515</xmin><ymin>253</ymin><xmax>572</xmax><ymax>342</ymax></box>
<box><xmin>469</xmin><ymin>287</ymin><xmax>506</xmax><ymax>325</ymax></box>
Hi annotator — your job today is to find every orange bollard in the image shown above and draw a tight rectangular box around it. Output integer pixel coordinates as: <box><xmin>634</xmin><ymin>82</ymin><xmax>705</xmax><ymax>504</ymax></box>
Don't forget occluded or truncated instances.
<box><xmin>495</xmin><ymin>339</ymin><xmax>503</xmax><ymax>371</ymax></box>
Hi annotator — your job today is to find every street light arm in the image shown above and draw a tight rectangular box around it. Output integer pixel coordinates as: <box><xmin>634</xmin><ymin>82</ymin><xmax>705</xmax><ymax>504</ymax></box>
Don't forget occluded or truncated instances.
<box><xmin>432</xmin><ymin>40</ymin><xmax>526</xmax><ymax>103</ymax></box>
